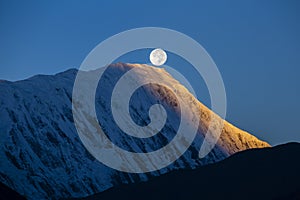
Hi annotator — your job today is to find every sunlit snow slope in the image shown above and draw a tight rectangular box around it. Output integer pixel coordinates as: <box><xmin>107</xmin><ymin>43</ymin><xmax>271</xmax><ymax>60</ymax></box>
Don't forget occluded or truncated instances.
<box><xmin>0</xmin><ymin>63</ymin><xmax>269</xmax><ymax>199</ymax></box>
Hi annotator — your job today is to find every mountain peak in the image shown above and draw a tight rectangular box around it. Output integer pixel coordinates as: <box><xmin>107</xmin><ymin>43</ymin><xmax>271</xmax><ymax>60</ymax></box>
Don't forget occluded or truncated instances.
<box><xmin>0</xmin><ymin>63</ymin><xmax>269</xmax><ymax>199</ymax></box>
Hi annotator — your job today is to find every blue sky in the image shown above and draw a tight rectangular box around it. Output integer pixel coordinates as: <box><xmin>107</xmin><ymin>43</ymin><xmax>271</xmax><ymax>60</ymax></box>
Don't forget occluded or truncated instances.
<box><xmin>1</xmin><ymin>0</ymin><xmax>300</xmax><ymax>145</ymax></box>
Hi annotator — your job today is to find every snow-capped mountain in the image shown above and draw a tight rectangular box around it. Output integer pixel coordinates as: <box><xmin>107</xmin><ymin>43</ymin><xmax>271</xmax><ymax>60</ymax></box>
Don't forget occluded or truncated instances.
<box><xmin>0</xmin><ymin>63</ymin><xmax>270</xmax><ymax>199</ymax></box>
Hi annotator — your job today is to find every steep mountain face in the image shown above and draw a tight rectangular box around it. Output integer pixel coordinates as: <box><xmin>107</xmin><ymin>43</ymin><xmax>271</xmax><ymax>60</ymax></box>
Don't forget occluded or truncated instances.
<box><xmin>85</xmin><ymin>143</ymin><xmax>300</xmax><ymax>200</ymax></box>
<box><xmin>0</xmin><ymin>63</ymin><xmax>269</xmax><ymax>199</ymax></box>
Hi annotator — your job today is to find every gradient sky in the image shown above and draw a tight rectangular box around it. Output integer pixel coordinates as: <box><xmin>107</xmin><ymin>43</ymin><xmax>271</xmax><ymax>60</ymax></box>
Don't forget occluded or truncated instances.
<box><xmin>0</xmin><ymin>0</ymin><xmax>299</xmax><ymax>145</ymax></box>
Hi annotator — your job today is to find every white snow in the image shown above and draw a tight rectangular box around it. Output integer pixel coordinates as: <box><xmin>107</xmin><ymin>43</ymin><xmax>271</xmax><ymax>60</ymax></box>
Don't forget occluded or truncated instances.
<box><xmin>0</xmin><ymin>63</ymin><xmax>269</xmax><ymax>199</ymax></box>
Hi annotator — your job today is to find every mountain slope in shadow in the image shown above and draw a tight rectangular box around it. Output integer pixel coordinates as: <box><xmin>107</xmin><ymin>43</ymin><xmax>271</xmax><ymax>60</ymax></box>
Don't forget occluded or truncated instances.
<box><xmin>0</xmin><ymin>64</ymin><xmax>269</xmax><ymax>199</ymax></box>
<box><xmin>83</xmin><ymin>143</ymin><xmax>300</xmax><ymax>200</ymax></box>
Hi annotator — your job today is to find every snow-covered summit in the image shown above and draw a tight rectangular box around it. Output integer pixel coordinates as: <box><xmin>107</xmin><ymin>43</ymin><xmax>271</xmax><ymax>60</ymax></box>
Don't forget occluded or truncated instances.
<box><xmin>0</xmin><ymin>63</ymin><xmax>269</xmax><ymax>199</ymax></box>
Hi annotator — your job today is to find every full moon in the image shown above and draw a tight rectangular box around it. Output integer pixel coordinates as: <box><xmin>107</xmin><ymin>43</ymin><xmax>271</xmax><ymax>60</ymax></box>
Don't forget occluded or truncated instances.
<box><xmin>149</xmin><ymin>48</ymin><xmax>167</xmax><ymax>66</ymax></box>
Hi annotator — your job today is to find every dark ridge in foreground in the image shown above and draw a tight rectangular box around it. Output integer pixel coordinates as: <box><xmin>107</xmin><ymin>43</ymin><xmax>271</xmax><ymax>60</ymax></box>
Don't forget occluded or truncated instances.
<box><xmin>81</xmin><ymin>143</ymin><xmax>300</xmax><ymax>200</ymax></box>
<box><xmin>0</xmin><ymin>182</ymin><xmax>26</xmax><ymax>200</ymax></box>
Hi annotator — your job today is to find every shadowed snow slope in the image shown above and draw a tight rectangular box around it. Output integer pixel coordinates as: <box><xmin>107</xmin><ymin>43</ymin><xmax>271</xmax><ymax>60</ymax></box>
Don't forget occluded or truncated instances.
<box><xmin>0</xmin><ymin>63</ymin><xmax>269</xmax><ymax>199</ymax></box>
